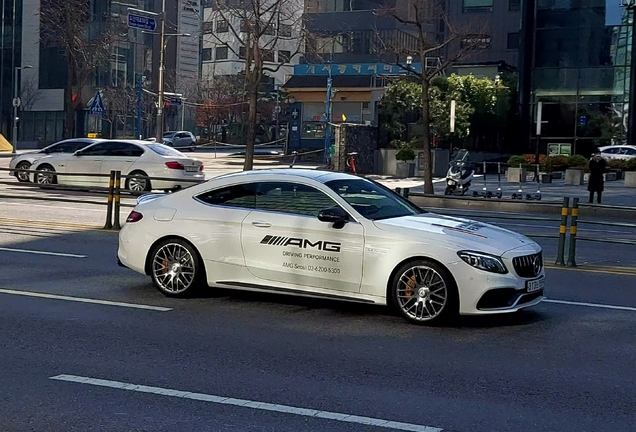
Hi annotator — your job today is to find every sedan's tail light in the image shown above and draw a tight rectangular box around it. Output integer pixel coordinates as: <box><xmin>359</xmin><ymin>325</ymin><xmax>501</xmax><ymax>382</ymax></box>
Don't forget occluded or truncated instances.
<box><xmin>165</xmin><ymin>161</ymin><xmax>185</xmax><ymax>170</ymax></box>
<box><xmin>199</xmin><ymin>164</ymin><xmax>204</xmax><ymax>171</ymax></box>
<box><xmin>126</xmin><ymin>211</ymin><xmax>143</xmax><ymax>223</ymax></box>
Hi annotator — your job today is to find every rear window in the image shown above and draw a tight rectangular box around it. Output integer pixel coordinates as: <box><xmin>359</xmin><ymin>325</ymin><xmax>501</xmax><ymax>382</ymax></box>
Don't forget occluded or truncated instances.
<box><xmin>147</xmin><ymin>144</ymin><xmax>187</xmax><ymax>157</ymax></box>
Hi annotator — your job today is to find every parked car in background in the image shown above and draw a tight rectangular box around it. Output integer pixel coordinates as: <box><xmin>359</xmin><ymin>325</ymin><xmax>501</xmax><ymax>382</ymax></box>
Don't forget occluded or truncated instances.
<box><xmin>598</xmin><ymin>145</ymin><xmax>636</xmax><ymax>160</ymax></box>
<box><xmin>8</xmin><ymin>138</ymin><xmax>105</xmax><ymax>182</ymax></box>
<box><xmin>161</xmin><ymin>131</ymin><xmax>197</xmax><ymax>152</ymax></box>
<box><xmin>31</xmin><ymin>140</ymin><xmax>204</xmax><ymax>194</ymax></box>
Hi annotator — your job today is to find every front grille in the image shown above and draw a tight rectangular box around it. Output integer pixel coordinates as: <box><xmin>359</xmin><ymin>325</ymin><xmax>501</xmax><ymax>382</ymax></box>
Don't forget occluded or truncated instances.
<box><xmin>512</xmin><ymin>252</ymin><xmax>543</xmax><ymax>278</ymax></box>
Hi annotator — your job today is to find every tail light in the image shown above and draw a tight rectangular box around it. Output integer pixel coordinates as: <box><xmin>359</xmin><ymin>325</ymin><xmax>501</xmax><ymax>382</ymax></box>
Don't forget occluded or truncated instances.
<box><xmin>165</xmin><ymin>161</ymin><xmax>185</xmax><ymax>170</ymax></box>
<box><xmin>199</xmin><ymin>164</ymin><xmax>204</xmax><ymax>171</ymax></box>
<box><xmin>126</xmin><ymin>211</ymin><xmax>143</xmax><ymax>223</ymax></box>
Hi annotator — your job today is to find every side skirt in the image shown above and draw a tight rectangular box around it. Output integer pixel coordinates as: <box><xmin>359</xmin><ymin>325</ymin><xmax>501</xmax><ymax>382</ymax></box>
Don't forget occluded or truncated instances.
<box><xmin>215</xmin><ymin>281</ymin><xmax>377</xmax><ymax>304</ymax></box>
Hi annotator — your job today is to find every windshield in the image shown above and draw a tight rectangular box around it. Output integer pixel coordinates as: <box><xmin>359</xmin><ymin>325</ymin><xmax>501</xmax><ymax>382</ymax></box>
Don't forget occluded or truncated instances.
<box><xmin>147</xmin><ymin>144</ymin><xmax>187</xmax><ymax>157</ymax></box>
<box><xmin>163</xmin><ymin>132</ymin><xmax>176</xmax><ymax>138</ymax></box>
<box><xmin>325</xmin><ymin>178</ymin><xmax>425</xmax><ymax>221</ymax></box>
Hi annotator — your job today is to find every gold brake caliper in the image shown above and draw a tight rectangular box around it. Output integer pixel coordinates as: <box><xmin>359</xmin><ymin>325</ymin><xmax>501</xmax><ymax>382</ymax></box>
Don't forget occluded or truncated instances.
<box><xmin>162</xmin><ymin>260</ymin><xmax>170</xmax><ymax>274</ymax></box>
<box><xmin>405</xmin><ymin>275</ymin><xmax>417</xmax><ymax>297</ymax></box>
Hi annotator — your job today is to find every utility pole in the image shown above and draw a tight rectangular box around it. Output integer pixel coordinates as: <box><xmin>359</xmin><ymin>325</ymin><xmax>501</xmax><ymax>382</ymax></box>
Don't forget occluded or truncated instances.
<box><xmin>12</xmin><ymin>65</ymin><xmax>32</xmax><ymax>153</ymax></box>
<box><xmin>155</xmin><ymin>0</ymin><xmax>167</xmax><ymax>143</ymax></box>
<box><xmin>324</xmin><ymin>66</ymin><xmax>333</xmax><ymax>165</ymax></box>
<box><xmin>136</xmin><ymin>74</ymin><xmax>145</xmax><ymax>139</ymax></box>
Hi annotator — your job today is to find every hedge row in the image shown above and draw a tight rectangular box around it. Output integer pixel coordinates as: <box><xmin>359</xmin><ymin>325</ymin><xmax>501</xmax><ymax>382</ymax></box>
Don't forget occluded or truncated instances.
<box><xmin>507</xmin><ymin>154</ymin><xmax>636</xmax><ymax>172</ymax></box>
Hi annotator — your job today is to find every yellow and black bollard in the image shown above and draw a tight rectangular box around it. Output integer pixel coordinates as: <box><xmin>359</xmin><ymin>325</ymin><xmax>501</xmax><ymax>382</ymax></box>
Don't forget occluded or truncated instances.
<box><xmin>567</xmin><ymin>197</ymin><xmax>579</xmax><ymax>267</ymax></box>
<box><xmin>113</xmin><ymin>171</ymin><xmax>122</xmax><ymax>230</ymax></box>
<box><xmin>554</xmin><ymin>197</ymin><xmax>570</xmax><ymax>266</ymax></box>
<box><xmin>103</xmin><ymin>170</ymin><xmax>116</xmax><ymax>230</ymax></box>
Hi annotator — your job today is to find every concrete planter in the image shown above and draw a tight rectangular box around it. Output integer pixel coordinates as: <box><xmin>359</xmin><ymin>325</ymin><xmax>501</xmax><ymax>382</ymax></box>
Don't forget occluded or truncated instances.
<box><xmin>565</xmin><ymin>169</ymin><xmax>585</xmax><ymax>185</ymax></box>
<box><xmin>625</xmin><ymin>171</ymin><xmax>636</xmax><ymax>187</ymax></box>
<box><xmin>395</xmin><ymin>161</ymin><xmax>415</xmax><ymax>178</ymax></box>
<box><xmin>507</xmin><ymin>167</ymin><xmax>527</xmax><ymax>183</ymax></box>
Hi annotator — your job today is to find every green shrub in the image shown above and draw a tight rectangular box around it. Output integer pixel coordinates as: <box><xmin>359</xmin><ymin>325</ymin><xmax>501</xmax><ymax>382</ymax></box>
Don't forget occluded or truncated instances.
<box><xmin>608</xmin><ymin>159</ymin><xmax>628</xmax><ymax>171</ymax></box>
<box><xmin>568</xmin><ymin>155</ymin><xmax>588</xmax><ymax>168</ymax></box>
<box><xmin>548</xmin><ymin>155</ymin><xmax>570</xmax><ymax>171</ymax></box>
<box><xmin>396</xmin><ymin>148</ymin><xmax>416</xmax><ymax>162</ymax></box>
<box><xmin>507</xmin><ymin>155</ymin><xmax>526</xmax><ymax>167</ymax></box>
<box><xmin>625</xmin><ymin>158</ymin><xmax>636</xmax><ymax>171</ymax></box>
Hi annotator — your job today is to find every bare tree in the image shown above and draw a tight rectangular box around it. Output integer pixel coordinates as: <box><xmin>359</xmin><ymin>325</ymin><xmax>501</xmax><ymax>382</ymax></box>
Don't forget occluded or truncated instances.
<box><xmin>376</xmin><ymin>0</ymin><xmax>488</xmax><ymax>193</ymax></box>
<box><xmin>102</xmin><ymin>85</ymin><xmax>136</xmax><ymax>138</ymax></box>
<box><xmin>196</xmin><ymin>75</ymin><xmax>246</xmax><ymax>142</ymax></box>
<box><xmin>201</xmin><ymin>0</ymin><xmax>305</xmax><ymax>170</ymax></box>
<box><xmin>20</xmin><ymin>74</ymin><xmax>43</xmax><ymax>111</ymax></box>
<box><xmin>38</xmin><ymin>0</ymin><xmax>113</xmax><ymax>138</ymax></box>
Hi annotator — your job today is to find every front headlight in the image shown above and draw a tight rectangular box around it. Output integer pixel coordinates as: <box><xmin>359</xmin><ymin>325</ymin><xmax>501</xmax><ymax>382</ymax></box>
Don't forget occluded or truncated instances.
<box><xmin>457</xmin><ymin>251</ymin><xmax>508</xmax><ymax>274</ymax></box>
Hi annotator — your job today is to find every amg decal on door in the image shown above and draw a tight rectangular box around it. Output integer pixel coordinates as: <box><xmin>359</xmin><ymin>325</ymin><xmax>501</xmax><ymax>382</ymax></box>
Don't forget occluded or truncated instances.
<box><xmin>260</xmin><ymin>235</ymin><xmax>341</xmax><ymax>253</ymax></box>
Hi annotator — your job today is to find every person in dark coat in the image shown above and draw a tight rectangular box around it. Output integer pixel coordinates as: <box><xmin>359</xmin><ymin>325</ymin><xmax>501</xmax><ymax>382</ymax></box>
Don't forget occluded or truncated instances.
<box><xmin>588</xmin><ymin>153</ymin><xmax>606</xmax><ymax>203</ymax></box>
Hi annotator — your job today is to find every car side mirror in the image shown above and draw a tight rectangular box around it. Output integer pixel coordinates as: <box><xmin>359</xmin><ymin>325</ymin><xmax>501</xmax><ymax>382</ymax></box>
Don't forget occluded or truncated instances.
<box><xmin>317</xmin><ymin>207</ymin><xmax>349</xmax><ymax>229</ymax></box>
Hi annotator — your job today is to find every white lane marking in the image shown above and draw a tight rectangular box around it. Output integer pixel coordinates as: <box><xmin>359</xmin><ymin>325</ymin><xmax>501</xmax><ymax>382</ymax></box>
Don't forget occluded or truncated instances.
<box><xmin>545</xmin><ymin>299</ymin><xmax>636</xmax><ymax>312</ymax></box>
<box><xmin>0</xmin><ymin>289</ymin><xmax>172</xmax><ymax>312</ymax></box>
<box><xmin>0</xmin><ymin>247</ymin><xmax>86</xmax><ymax>258</ymax></box>
<box><xmin>0</xmin><ymin>201</ymin><xmax>106</xmax><ymax>212</ymax></box>
<box><xmin>49</xmin><ymin>374</ymin><xmax>442</xmax><ymax>432</ymax></box>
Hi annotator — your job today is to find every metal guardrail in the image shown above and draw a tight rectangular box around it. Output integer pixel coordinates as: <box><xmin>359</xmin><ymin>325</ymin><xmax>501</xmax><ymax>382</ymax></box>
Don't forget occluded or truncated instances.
<box><xmin>1</xmin><ymin>167</ymin><xmax>635</xmax><ymax>267</ymax></box>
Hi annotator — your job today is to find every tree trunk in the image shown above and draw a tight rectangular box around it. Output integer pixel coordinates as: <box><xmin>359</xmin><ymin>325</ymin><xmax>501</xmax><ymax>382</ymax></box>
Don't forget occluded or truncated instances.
<box><xmin>420</xmin><ymin>77</ymin><xmax>434</xmax><ymax>194</ymax></box>
<box><xmin>243</xmin><ymin>83</ymin><xmax>258</xmax><ymax>171</ymax></box>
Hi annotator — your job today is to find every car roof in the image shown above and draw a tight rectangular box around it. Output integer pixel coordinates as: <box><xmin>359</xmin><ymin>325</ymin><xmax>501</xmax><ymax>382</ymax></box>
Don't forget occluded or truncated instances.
<box><xmin>215</xmin><ymin>168</ymin><xmax>363</xmax><ymax>184</ymax></box>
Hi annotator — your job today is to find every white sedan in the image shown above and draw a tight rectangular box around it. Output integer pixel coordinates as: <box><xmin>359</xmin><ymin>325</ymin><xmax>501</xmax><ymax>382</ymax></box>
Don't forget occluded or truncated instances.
<box><xmin>118</xmin><ymin>170</ymin><xmax>545</xmax><ymax>325</ymax></box>
<box><xmin>598</xmin><ymin>145</ymin><xmax>636</xmax><ymax>160</ymax></box>
<box><xmin>31</xmin><ymin>140</ymin><xmax>204</xmax><ymax>193</ymax></box>
<box><xmin>8</xmin><ymin>138</ymin><xmax>104</xmax><ymax>182</ymax></box>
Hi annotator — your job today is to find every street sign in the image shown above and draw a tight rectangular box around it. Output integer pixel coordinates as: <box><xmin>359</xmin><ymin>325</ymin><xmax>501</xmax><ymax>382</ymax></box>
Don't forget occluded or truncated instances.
<box><xmin>12</xmin><ymin>97</ymin><xmax>20</xmax><ymax>108</ymax></box>
<box><xmin>89</xmin><ymin>91</ymin><xmax>106</xmax><ymax>116</ymax></box>
<box><xmin>128</xmin><ymin>13</ymin><xmax>157</xmax><ymax>31</ymax></box>
<box><xmin>579</xmin><ymin>115</ymin><xmax>587</xmax><ymax>126</ymax></box>
<box><xmin>169</xmin><ymin>98</ymin><xmax>182</xmax><ymax>106</ymax></box>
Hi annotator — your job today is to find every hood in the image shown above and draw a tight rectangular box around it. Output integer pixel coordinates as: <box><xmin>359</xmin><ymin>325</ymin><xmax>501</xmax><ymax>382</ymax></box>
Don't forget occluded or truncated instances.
<box><xmin>374</xmin><ymin>213</ymin><xmax>534</xmax><ymax>255</ymax></box>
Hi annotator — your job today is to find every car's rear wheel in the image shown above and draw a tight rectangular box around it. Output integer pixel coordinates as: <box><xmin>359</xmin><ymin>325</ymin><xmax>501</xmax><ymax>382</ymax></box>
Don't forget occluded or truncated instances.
<box><xmin>15</xmin><ymin>161</ymin><xmax>31</xmax><ymax>182</ymax></box>
<box><xmin>391</xmin><ymin>259</ymin><xmax>458</xmax><ymax>325</ymax></box>
<box><xmin>126</xmin><ymin>171</ymin><xmax>151</xmax><ymax>195</ymax></box>
<box><xmin>150</xmin><ymin>238</ymin><xmax>205</xmax><ymax>297</ymax></box>
<box><xmin>35</xmin><ymin>165</ymin><xmax>57</xmax><ymax>185</ymax></box>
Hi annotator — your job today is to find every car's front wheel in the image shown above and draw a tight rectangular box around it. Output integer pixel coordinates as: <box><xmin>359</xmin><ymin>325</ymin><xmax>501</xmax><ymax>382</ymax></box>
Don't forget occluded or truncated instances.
<box><xmin>15</xmin><ymin>161</ymin><xmax>31</xmax><ymax>182</ymax></box>
<box><xmin>150</xmin><ymin>238</ymin><xmax>205</xmax><ymax>297</ymax></box>
<box><xmin>391</xmin><ymin>259</ymin><xmax>458</xmax><ymax>325</ymax></box>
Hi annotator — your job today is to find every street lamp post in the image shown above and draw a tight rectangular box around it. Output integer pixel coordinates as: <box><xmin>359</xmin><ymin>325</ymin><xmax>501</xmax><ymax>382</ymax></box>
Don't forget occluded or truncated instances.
<box><xmin>324</xmin><ymin>66</ymin><xmax>333</xmax><ymax>165</ymax></box>
<box><xmin>12</xmin><ymin>65</ymin><xmax>32</xmax><ymax>153</ymax></box>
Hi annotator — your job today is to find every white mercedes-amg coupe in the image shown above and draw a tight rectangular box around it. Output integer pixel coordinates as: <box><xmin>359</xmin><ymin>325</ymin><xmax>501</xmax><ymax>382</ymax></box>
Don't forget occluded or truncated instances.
<box><xmin>118</xmin><ymin>169</ymin><xmax>545</xmax><ymax>324</ymax></box>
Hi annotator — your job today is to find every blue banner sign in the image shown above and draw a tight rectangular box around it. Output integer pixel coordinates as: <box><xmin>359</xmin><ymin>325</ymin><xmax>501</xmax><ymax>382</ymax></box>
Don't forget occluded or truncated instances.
<box><xmin>294</xmin><ymin>63</ymin><xmax>422</xmax><ymax>76</ymax></box>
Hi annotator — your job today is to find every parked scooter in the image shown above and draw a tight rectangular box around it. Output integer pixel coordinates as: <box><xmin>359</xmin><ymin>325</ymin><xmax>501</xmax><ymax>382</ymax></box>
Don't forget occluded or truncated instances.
<box><xmin>444</xmin><ymin>149</ymin><xmax>474</xmax><ymax>196</ymax></box>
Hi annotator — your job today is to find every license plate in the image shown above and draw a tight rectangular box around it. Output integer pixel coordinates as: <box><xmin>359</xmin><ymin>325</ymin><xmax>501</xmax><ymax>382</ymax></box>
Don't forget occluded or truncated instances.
<box><xmin>526</xmin><ymin>277</ymin><xmax>545</xmax><ymax>293</ymax></box>
<box><xmin>185</xmin><ymin>166</ymin><xmax>198</xmax><ymax>172</ymax></box>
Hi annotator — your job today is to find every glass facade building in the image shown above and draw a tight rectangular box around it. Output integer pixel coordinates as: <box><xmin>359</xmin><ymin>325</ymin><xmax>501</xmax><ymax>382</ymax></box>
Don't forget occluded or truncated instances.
<box><xmin>532</xmin><ymin>0</ymin><xmax>632</xmax><ymax>155</ymax></box>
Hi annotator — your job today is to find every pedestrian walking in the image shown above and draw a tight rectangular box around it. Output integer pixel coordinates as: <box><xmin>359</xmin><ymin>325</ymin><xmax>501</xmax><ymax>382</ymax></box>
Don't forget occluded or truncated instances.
<box><xmin>588</xmin><ymin>153</ymin><xmax>606</xmax><ymax>204</ymax></box>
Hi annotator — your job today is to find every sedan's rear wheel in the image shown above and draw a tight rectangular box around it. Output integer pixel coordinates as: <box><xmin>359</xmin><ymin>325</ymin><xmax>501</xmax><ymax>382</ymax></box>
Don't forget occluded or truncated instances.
<box><xmin>150</xmin><ymin>239</ymin><xmax>204</xmax><ymax>297</ymax></box>
<box><xmin>391</xmin><ymin>259</ymin><xmax>458</xmax><ymax>325</ymax></box>
<box><xmin>35</xmin><ymin>165</ymin><xmax>57</xmax><ymax>185</ymax></box>
<box><xmin>126</xmin><ymin>171</ymin><xmax>151</xmax><ymax>195</ymax></box>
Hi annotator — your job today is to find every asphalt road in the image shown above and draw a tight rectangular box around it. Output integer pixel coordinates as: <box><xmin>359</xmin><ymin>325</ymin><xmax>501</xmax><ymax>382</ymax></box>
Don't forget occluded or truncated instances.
<box><xmin>1</xmin><ymin>215</ymin><xmax>636</xmax><ymax>432</ymax></box>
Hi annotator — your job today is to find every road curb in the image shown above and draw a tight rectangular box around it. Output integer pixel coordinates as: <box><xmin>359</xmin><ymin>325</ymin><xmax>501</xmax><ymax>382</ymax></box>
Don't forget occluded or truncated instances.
<box><xmin>0</xmin><ymin>217</ymin><xmax>104</xmax><ymax>231</ymax></box>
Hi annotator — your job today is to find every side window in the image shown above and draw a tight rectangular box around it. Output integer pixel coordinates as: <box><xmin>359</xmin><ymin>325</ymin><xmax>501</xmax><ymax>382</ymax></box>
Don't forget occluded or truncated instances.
<box><xmin>255</xmin><ymin>182</ymin><xmax>341</xmax><ymax>217</ymax></box>
<box><xmin>82</xmin><ymin>143</ymin><xmax>111</xmax><ymax>156</ymax></box>
<box><xmin>196</xmin><ymin>184</ymin><xmax>257</xmax><ymax>209</ymax></box>
<box><xmin>625</xmin><ymin>148</ymin><xmax>636</xmax><ymax>155</ymax></box>
<box><xmin>124</xmin><ymin>144</ymin><xmax>144</xmax><ymax>157</ymax></box>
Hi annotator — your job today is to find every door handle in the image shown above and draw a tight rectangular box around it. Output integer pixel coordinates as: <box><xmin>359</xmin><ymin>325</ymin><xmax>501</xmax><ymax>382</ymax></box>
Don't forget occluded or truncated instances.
<box><xmin>251</xmin><ymin>221</ymin><xmax>271</xmax><ymax>228</ymax></box>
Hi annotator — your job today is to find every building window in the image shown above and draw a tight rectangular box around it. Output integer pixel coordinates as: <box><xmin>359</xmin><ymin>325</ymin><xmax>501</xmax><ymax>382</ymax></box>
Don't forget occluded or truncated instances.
<box><xmin>202</xmin><ymin>48</ymin><xmax>212</xmax><ymax>61</ymax></box>
<box><xmin>202</xmin><ymin>21</ymin><xmax>213</xmax><ymax>33</ymax></box>
<box><xmin>215</xmin><ymin>46</ymin><xmax>228</xmax><ymax>60</ymax></box>
<box><xmin>278</xmin><ymin>50</ymin><xmax>291</xmax><ymax>63</ymax></box>
<box><xmin>279</xmin><ymin>24</ymin><xmax>292</xmax><ymax>37</ymax></box>
<box><xmin>463</xmin><ymin>0</ymin><xmax>493</xmax><ymax>11</ymax></box>
<box><xmin>315</xmin><ymin>35</ymin><xmax>349</xmax><ymax>53</ymax></box>
<box><xmin>507</xmin><ymin>32</ymin><xmax>519</xmax><ymax>49</ymax></box>
<box><xmin>216</xmin><ymin>19</ymin><xmax>228</xmax><ymax>33</ymax></box>
<box><xmin>263</xmin><ymin>50</ymin><xmax>275</xmax><ymax>62</ymax></box>
<box><xmin>239</xmin><ymin>46</ymin><xmax>246</xmax><ymax>59</ymax></box>
<box><xmin>302</xmin><ymin>122</ymin><xmax>326</xmax><ymax>138</ymax></box>
<box><xmin>325</xmin><ymin>0</ymin><xmax>351</xmax><ymax>12</ymax></box>
<box><xmin>508</xmin><ymin>0</ymin><xmax>520</xmax><ymax>11</ymax></box>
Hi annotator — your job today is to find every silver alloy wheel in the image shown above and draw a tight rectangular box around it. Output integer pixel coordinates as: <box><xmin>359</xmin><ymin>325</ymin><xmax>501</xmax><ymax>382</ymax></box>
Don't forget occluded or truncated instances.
<box><xmin>152</xmin><ymin>243</ymin><xmax>196</xmax><ymax>294</ymax></box>
<box><xmin>396</xmin><ymin>265</ymin><xmax>448</xmax><ymax>322</ymax></box>
<box><xmin>36</xmin><ymin>166</ymin><xmax>55</xmax><ymax>184</ymax></box>
<box><xmin>16</xmin><ymin>162</ymin><xmax>31</xmax><ymax>182</ymax></box>
<box><xmin>128</xmin><ymin>176</ymin><xmax>148</xmax><ymax>192</ymax></box>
